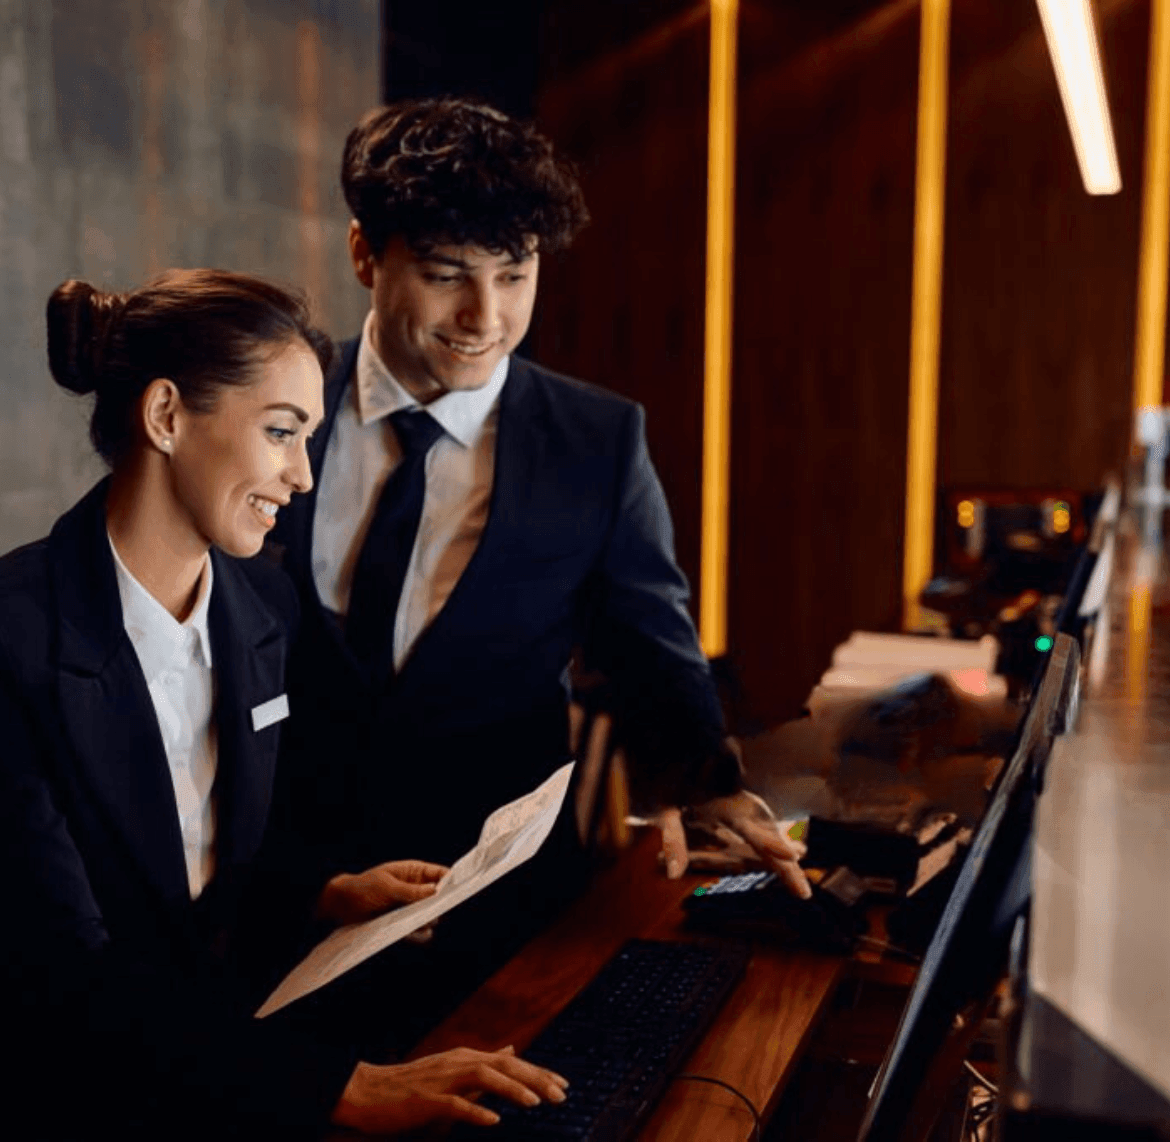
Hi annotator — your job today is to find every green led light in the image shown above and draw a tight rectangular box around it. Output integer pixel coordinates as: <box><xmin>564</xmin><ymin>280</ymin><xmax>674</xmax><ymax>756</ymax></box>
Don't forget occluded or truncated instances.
<box><xmin>1035</xmin><ymin>636</ymin><xmax>1054</xmax><ymax>652</ymax></box>
<box><xmin>693</xmin><ymin>887</ymin><xmax>707</xmax><ymax>896</ymax></box>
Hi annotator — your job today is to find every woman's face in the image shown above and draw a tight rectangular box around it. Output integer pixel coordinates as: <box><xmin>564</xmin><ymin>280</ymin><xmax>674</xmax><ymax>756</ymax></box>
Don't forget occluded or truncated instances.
<box><xmin>168</xmin><ymin>340</ymin><xmax>325</xmax><ymax>558</ymax></box>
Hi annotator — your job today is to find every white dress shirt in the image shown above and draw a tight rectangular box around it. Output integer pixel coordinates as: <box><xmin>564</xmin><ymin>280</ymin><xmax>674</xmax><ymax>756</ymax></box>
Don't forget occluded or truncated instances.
<box><xmin>109</xmin><ymin>536</ymin><xmax>217</xmax><ymax>899</ymax></box>
<box><xmin>312</xmin><ymin>310</ymin><xmax>508</xmax><ymax>671</ymax></box>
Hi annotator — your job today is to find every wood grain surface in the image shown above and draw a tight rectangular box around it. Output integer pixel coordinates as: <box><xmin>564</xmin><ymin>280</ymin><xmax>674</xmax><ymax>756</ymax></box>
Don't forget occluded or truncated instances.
<box><xmin>412</xmin><ymin>832</ymin><xmax>848</xmax><ymax>1140</ymax></box>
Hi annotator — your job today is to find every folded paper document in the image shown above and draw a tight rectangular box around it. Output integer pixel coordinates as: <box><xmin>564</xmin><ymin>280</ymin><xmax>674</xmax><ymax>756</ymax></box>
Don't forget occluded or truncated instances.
<box><xmin>256</xmin><ymin>761</ymin><xmax>575</xmax><ymax>1018</ymax></box>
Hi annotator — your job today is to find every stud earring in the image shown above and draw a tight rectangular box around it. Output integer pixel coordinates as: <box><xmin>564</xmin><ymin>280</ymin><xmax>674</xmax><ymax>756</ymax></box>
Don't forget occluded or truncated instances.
<box><xmin>161</xmin><ymin>438</ymin><xmax>172</xmax><ymax>451</ymax></box>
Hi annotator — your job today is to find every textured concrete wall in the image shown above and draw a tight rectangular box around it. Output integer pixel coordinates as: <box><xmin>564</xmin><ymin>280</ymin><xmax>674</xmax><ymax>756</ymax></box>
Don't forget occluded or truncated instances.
<box><xmin>0</xmin><ymin>0</ymin><xmax>378</xmax><ymax>552</ymax></box>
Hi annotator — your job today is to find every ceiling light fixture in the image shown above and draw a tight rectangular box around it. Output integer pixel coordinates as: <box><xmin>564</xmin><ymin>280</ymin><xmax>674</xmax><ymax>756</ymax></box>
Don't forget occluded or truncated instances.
<box><xmin>1036</xmin><ymin>0</ymin><xmax>1122</xmax><ymax>194</ymax></box>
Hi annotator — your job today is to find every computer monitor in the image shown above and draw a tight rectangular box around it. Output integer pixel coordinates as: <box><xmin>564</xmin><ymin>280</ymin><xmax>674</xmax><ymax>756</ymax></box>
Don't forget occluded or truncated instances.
<box><xmin>1054</xmin><ymin>477</ymin><xmax>1119</xmax><ymax>644</ymax></box>
<box><xmin>857</xmin><ymin>633</ymin><xmax>1081</xmax><ymax>1142</ymax></box>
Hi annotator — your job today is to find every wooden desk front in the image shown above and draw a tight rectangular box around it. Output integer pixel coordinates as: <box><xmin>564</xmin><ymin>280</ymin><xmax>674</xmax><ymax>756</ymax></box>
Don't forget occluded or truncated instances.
<box><xmin>411</xmin><ymin>834</ymin><xmax>848</xmax><ymax>1141</ymax></box>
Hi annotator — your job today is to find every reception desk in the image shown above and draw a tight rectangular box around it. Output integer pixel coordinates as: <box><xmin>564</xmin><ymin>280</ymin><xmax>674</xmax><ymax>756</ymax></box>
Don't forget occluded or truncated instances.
<box><xmin>408</xmin><ymin>833</ymin><xmax>871</xmax><ymax>1141</ymax></box>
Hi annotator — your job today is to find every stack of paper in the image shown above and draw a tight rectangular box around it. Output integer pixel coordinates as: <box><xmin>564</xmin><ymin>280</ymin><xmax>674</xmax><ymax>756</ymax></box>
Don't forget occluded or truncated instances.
<box><xmin>808</xmin><ymin>632</ymin><xmax>1005</xmax><ymax>718</ymax></box>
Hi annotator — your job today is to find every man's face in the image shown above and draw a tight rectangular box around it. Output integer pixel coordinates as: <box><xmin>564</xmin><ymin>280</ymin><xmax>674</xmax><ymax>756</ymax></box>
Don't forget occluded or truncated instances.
<box><xmin>361</xmin><ymin>235</ymin><xmax>540</xmax><ymax>404</ymax></box>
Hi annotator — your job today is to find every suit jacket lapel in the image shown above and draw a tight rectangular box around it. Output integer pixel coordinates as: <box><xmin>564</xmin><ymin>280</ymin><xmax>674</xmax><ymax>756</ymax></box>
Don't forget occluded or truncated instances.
<box><xmin>279</xmin><ymin>336</ymin><xmax>359</xmax><ymax>587</ymax></box>
<box><xmin>207</xmin><ymin>550</ymin><xmax>287</xmax><ymax>876</ymax></box>
<box><xmin>50</xmin><ymin>481</ymin><xmax>190</xmax><ymax>906</ymax></box>
<box><xmin>278</xmin><ymin>337</ymin><xmax>372</xmax><ymax>689</ymax></box>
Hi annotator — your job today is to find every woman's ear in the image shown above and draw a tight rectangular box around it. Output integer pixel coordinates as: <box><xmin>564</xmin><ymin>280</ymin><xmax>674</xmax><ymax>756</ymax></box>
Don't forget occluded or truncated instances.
<box><xmin>348</xmin><ymin>220</ymin><xmax>376</xmax><ymax>289</ymax></box>
<box><xmin>140</xmin><ymin>377</ymin><xmax>183</xmax><ymax>455</ymax></box>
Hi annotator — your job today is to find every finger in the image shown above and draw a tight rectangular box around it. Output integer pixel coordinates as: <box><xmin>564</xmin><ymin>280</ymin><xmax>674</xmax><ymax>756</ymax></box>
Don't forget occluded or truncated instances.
<box><xmin>734</xmin><ymin>816</ymin><xmax>807</xmax><ymax>864</ymax></box>
<box><xmin>776</xmin><ymin>857</ymin><xmax>814</xmax><ymax>900</ymax></box>
<box><xmin>568</xmin><ymin>702</ymin><xmax>586</xmax><ymax>755</ymax></box>
<box><xmin>404</xmin><ymin>924</ymin><xmax>435</xmax><ymax>944</ymax></box>
<box><xmin>382</xmin><ymin>859</ymin><xmax>448</xmax><ymax>883</ymax></box>
<box><xmin>717</xmin><ymin>789</ymin><xmax>777</xmax><ymax>825</ymax></box>
<box><xmin>459</xmin><ymin>1063</ymin><xmax>546</xmax><ymax>1109</ymax></box>
<box><xmin>372</xmin><ymin>874</ymin><xmax>439</xmax><ymax>905</ymax></box>
<box><xmin>684</xmin><ymin>849</ymin><xmax>746</xmax><ymax>872</ymax></box>
<box><xmin>489</xmin><ymin>1056</ymin><xmax>570</xmax><ymax>1102</ymax></box>
<box><xmin>656</xmin><ymin>807</ymin><xmax>688</xmax><ymax>879</ymax></box>
<box><xmin>401</xmin><ymin>860</ymin><xmax>448</xmax><ymax>883</ymax></box>
<box><xmin>441</xmin><ymin>1093</ymin><xmax>501</xmax><ymax>1127</ymax></box>
<box><xmin>586</xmin><ymin>710</ymin><xmax>612</xmax><ymax>776</ymax></box>
<box><xmin>730</xmin><ymin>818</ymin><xmax>812</xmax><ymax>898</ymax></box>
<box><xmin>492</xmin><ymin>1050</ymin><xmax>570</xmax><ymax>1093</ymax></box>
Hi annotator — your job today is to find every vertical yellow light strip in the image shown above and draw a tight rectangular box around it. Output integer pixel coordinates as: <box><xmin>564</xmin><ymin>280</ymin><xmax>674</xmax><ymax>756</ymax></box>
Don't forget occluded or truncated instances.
<box><xmin>700</xmin><ymin>0</ymin><xmax>738</xmax><ymax>657</ymax></box>
<box><xmin>902</xmin><ymin>0</ymin><xmax>951</xmax><ymax>630</ymax></box>
<box><xmin>1133</xmin><ymin>0</ymin><xmax>1170</xmax><ymax>414</ymax></box>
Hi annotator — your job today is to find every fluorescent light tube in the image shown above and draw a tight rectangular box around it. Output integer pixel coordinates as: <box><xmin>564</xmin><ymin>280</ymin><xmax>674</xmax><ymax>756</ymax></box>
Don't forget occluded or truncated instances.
<box><xmin>1036</xmin><ymin>0</ymin><xmax>1122</xmax><ymax>194</ymax></box>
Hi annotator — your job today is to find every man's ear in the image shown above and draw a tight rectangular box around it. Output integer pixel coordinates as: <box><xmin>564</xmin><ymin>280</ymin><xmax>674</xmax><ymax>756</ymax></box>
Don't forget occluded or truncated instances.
<box><xmin>140</xmin><ymin>377</ymin><xmax>183</xmax><ymax>455</ymax></box>
<box><xmin>348</xmin><ymin>221</ymin><xmax>375</xmax><ymax>289</ymax></box>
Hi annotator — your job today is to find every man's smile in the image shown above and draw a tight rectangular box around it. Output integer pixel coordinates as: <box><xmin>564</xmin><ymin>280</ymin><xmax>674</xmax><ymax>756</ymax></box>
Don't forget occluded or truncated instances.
<box><xmin>435</xmin><ymin>334</ymin><xmax>499</xmax><ymax>357</ymax></box>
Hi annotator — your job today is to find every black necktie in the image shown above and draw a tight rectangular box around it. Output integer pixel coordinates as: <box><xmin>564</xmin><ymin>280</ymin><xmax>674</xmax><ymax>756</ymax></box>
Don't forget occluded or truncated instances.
<box><xmin>346</xmin><ymin>408</ymin><xmax>445</xmax><ymax>670</ymax></box>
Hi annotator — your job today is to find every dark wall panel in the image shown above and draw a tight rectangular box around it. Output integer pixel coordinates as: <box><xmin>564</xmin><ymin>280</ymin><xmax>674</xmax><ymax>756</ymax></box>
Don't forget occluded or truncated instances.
<box><xmin>534</xmin><ymin>0</ymin><xmax>1151</xmax><ymax>732</ymax></box>
<box><xmin>730</xmin><ymin>2</ymin><xmax>920</xmax><ymax>726</ymax></box>
<box><xmin>533</xmin><ymin>7</ymin><xmax>712</xmax><ymax>614</ymax></box>
<box><xmin>938</xmin><ymin>0</ymin><xmax>1145</xmax><ymax>493</ymax></box>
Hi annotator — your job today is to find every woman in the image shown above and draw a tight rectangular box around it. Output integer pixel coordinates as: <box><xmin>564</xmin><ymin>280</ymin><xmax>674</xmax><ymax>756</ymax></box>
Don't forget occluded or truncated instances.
<box><xmin>0</xmin><ymin>270</ymin><xmax>566</xmax><ymax>1138</ymax></box>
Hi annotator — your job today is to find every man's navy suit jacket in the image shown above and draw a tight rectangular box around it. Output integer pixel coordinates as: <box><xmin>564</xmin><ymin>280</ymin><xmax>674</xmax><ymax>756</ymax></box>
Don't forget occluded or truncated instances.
<box><xmin>0</xmin><ymin>480</ymin><xmax>354</xmax><ymax>1139</ymax></box>
<box><xmin>273</xmin><ymin>343</ymin><xmax>736</xmax><ymax>878</ymax></box>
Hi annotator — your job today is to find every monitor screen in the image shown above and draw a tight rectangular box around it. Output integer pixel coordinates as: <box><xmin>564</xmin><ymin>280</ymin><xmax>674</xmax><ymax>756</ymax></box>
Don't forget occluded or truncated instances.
<box><xmin>857</xmin><ymin>633</ymin><xmax>1080</xmax><ymax>1142</ymax></box>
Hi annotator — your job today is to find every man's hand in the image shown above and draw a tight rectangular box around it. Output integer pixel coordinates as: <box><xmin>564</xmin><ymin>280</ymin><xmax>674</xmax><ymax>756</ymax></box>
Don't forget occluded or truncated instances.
<box><xmin>315</xmin><ymin>859</ymin><xmax>447</xmax><ymax>927</ymax></box>
<box><xmin>654</xmin><ymin>789</ymin><xmax>812</xmax><ymax>899</ymax></box>
<box><xmin>331</xmin><ymin>1046</ymin><xmax>570</xmax><ymax>1133</ymax></box>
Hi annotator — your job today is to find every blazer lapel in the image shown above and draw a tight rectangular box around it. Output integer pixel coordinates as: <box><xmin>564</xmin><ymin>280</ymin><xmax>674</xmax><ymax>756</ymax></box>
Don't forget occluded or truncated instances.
<box><xmin>50</xmin><ymin>482</ymin><xmax>190</xmax><ymax>906</ymax></box>
<box><xmin>207</xmin><ymin>551</ymin><xmax>288</xmax><ymax>875</ymax></box>
<box><xmin>276</xmin><ymin>337</ymin><xmax>371</xmax><ymax>688</ymax></box>
<box><xmin>280</xmin><ymin>336</ymin><xmax>359</xmax><ymax>587</ymax></box>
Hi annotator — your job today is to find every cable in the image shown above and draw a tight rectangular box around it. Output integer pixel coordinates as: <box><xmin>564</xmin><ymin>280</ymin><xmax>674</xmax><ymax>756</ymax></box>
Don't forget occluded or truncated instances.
<box><xmin>856</xmin><ymin>935</ymin><xmax>924</xmax><ymax>963</ymax></box>
<box><xmin>965</xmin><ymin>1081</ymin><xmax>997</xmax><ymax>1142</ymax></box>
<box><xmin>963</xmin><ymin>1059</ymin><xmax>999</xmax><ymax>1095</ymax></box>
<box><xmin>674</xmin><ymin>1073</ymin><xmax>762</xmax><ymax>1141</ymax></box>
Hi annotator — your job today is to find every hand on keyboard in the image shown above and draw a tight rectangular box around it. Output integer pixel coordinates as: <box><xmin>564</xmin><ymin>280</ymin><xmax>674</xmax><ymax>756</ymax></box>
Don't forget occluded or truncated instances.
<box><xmin>330</xmin><ymin>1046</ymin><xmax>569</xmax><ymax>1134</ymax></box>
<box><xmin>451</xmin><ymin>939</ymin><xmax>752</xmax><ymax>1141</ymax></box>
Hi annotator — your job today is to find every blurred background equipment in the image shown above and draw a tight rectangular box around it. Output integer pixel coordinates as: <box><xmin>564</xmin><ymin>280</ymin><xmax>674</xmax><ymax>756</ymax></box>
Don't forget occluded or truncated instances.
<box><xmin>918</xmin><ymin>485</ymin><xmax>1103</xmax><ymax>684</ymax></box>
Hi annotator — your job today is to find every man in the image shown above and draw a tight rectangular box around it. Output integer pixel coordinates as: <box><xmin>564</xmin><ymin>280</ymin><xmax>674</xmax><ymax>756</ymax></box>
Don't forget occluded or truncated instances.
<box><xmin>270</xmin><ymin>97</ymin><xmax>807</xmax><ymax>1037</ymax></box>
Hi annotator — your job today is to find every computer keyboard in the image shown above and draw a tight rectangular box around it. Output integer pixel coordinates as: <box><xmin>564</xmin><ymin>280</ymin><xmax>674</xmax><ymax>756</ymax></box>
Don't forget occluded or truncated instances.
<box><xmin>452</xmin><ymin>937</ymin><xmax>751</xmax><ymax>1141</ymax></box>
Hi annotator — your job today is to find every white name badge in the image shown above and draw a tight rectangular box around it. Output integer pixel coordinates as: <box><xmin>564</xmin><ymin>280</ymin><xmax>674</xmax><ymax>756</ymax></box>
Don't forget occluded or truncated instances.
<box><xmin>251</xmin><ymin>693</ymin><xmax>290</xmax><ymax>732</ymax></box>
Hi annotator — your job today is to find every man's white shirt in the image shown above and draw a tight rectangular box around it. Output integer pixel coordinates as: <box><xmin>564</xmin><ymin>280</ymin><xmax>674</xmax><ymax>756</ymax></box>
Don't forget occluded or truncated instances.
<box><xmin>109</xmin><ymin>536</ymin><xmax>217</xmax><ymax>899</ymax></box>
<box><xmin>312</xmin><ymin>310</ymin><xmax>507</xmax><ymax>671</ymax></box>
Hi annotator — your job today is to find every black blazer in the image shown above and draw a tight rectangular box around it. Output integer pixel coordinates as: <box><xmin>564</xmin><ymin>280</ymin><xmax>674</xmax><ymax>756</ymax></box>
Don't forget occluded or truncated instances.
<box><xmin>272</xmin><ymin>345</ymin><xmax>736</xmax><ymax>876</ymax></box>
<box><xmin>0</xmin><ymin>480</ymin><xmax>355</xmax><ymax>1140</ymax></box>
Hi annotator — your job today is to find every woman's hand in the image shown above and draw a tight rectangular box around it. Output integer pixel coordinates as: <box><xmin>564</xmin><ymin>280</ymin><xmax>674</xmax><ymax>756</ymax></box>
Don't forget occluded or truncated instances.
<box><xmin>331</xmin><ymin>1046</ymin><xmax>570</xmax><ymax>1133</ymax></box>
<box><xmin>315</xmin><ymin>859</ymin><xmax>447</xmax><ymax>926</ymax></box>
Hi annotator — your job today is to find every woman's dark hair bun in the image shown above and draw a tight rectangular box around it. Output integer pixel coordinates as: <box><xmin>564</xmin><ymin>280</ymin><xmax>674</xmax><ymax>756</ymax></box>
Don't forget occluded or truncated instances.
<box><xmin>46</xmin><ymin>279</ymin><xmax>124</xmax><ymax>396</ymax></box>
<box><xmin>45</xmin><ymin>268</ymin><xmax>330</xmax><ymax>465</ymax></box>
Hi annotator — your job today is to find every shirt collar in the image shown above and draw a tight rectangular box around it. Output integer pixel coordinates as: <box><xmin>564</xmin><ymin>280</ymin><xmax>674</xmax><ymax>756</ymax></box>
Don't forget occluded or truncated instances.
<box><xmin>108</xmin><ymin>533</ymin><xmax>214</xmax><ymax>681</ymax></box>
<box><xmin>355</xmin><ymin>310</ymin><xmax>508</xmax><ymax>448</ymax></box>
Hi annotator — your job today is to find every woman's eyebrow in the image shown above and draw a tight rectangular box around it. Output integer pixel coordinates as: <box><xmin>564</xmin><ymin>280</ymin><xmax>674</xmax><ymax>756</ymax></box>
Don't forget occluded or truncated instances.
<box><xmin>262</xmin><ymin>402</ymin><xmax>309</xmax><ymax>422</ymax></box>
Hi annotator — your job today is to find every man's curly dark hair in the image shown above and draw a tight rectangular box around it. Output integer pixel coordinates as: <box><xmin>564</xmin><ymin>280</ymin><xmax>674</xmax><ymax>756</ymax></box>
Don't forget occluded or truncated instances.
<box><xmin>341</xmin><ymin>97</ymin><xmax>590</xmax><ymax>260</ymax></box>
